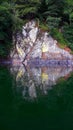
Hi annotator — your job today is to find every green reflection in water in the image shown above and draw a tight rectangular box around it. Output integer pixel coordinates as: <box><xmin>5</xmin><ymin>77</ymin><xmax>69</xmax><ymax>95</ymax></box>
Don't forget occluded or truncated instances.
<box><xmin>0</xmin><ymin>65</ymin><xmax>73</xmax><ymax>130</ymax></box>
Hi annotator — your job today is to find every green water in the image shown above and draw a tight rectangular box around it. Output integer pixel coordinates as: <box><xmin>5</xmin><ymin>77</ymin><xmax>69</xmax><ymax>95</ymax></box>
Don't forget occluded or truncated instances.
<box><xmin>0</xmin><ymin>65</ymin><xmax>73</xmax><ymax>130</ymax></box>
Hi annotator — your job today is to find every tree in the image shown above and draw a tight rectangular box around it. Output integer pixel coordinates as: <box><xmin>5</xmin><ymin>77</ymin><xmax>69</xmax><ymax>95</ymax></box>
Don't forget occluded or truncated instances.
<box><xmin>0</xmin><ymin>1</ymin><xmax>23</xmax><ymax>57</ymax></box>
<box><xmin>15</xmin><ymin>0</ymin><xmax>41</xmax><ymax>19</ymax></box>
<box><xmin>0</xmin><ymin>3</ymin><xmax>12</xmax><ymax>57</ymax></box>
<box><xmin>37</xmin><ymin>0</ymin><xmax>65</xmax><ymax>29</ymax></box>
<box><xmin>64</xmin><ymin>0</ymin><xmax>73</xmax><ymax>25</ymax></box>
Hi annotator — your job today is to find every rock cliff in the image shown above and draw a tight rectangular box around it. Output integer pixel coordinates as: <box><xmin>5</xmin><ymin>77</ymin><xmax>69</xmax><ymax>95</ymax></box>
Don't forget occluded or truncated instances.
<box><xmin>10</xmin><ymin>20</ymin><xmax>73</xmax><ymax>65</ymax></box>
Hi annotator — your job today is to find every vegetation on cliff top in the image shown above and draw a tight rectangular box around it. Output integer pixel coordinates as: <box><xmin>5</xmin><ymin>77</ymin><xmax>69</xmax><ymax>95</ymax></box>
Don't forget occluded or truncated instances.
<box><xmin>0</xmin><ymin>0</ymin><xmax>73</xmax><ymax>57</ymax></box>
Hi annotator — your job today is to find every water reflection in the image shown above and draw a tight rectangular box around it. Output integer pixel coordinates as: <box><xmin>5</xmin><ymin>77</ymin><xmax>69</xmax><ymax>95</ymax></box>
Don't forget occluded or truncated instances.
<box><xmin>10</xmin><ymin>64</ymin><xmax>73</xmax><ymax>100</ymax></box>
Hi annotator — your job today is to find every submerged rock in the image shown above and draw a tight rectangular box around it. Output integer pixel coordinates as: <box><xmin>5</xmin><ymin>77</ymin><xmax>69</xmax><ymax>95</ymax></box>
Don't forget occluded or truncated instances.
<box><xmin>10</xmin><ymin>20</ymin><xmax>73</xmax><ymax>65</ymax></box>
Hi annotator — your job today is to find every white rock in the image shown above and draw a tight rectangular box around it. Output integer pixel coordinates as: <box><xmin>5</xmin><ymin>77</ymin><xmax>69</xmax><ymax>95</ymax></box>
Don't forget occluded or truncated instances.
<box><xmin>22</xmin><ymin>29</ymin><xmax>27</xmax><ymax>37</ymax></box>
<box><xmin>11</xmin><ymin>20</ymin><xmax>72</xmax><ymax>61</ymax></box>
<box><xmin>29</xmin><ymin>27</ymin><xmax>38</xmax><ymax>42</ymax></box>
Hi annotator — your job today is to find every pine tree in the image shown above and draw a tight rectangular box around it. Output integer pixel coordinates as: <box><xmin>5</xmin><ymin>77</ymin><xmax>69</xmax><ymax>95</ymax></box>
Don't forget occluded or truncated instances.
<box><xmin>15</xmin><ymin>0</ymin><xmax>41</xmax><ymax>19</ymax></box>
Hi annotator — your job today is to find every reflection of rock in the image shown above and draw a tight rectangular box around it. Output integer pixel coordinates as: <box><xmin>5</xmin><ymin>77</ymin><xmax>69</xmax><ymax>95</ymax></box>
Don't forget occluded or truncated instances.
<box><xmin>27</xmin><ymin>59</ymin><xmax>73</xmax><ymax>67</ymax></box>
<box><xmin>10</xmin><ymin>64</ymin><xmax>73</xmax><ymax>100</ymax></box>
<box><xmin>10</xmin><ymin>20</ymin><xmax>73</xmax><ymax>63</ymax></box>
<box><xmin>28</xmin><ymin>80</ymin><xmax>37</xmax><ymax>98</ymax></box>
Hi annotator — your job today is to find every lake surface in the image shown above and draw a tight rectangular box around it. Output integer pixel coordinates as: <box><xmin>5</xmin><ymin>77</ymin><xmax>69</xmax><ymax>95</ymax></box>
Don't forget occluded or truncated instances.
<box><xmin>0</xmin><ymin>64</ymin><xmax>73</xmax><ymax>130</ymax></box>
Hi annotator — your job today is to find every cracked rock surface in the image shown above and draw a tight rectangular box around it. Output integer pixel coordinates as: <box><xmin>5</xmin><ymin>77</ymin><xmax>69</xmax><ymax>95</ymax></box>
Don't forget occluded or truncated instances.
<box><xmin>10</xmin><ymin>20</ymin><xmax>73</xmax><ymax>64</ymax></box>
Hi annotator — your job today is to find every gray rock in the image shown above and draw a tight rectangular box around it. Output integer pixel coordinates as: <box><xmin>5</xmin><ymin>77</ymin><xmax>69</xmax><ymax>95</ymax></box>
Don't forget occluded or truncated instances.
<box><xmin>10</xmin><ymin>20</ymin><xmax>73</xmax><ymax>64</ymax></box>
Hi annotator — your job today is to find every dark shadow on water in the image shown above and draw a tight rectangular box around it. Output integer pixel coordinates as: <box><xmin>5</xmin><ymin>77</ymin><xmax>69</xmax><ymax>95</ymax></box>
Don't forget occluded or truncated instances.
<box><xmin>0</xmin><ymin>65</ymin><xmax>73</xmax><ymax>130</ymax></box>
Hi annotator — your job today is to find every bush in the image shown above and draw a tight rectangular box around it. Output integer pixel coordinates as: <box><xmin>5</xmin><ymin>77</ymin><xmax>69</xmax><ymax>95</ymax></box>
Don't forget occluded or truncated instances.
<box><xmin>63</xmin><ymin>23</ymin><xmax>73</xmax><ymax>50</ymax></box>
<box><xmin>50</xmin><ymin>28</ymin><xmax>68</xmax><ymax>48</ymax></box>
<box><xmin>46</xmin><ymin>16</ymin><xmax>61</xmax><ymax>29</ymax></box>
<box><xmin>0</xmin><ymin>5</ymin><xmax>12</xmax><ymax>57</ymax></box>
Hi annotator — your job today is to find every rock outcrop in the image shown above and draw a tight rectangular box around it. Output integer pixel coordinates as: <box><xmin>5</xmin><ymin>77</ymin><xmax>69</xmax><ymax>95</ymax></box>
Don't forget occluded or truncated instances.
<box><xmin>10</xmin><ymin>20</ymin><xmax>73</xmax><ymax>65</ymax></box>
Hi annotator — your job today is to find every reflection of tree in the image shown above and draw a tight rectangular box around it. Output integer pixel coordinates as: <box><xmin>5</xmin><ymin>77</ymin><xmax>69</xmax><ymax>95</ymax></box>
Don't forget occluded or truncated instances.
<box><xmin>10</xmin><ymin>64</ymin><xmax>73</xmax><ymax>100</ymax></box>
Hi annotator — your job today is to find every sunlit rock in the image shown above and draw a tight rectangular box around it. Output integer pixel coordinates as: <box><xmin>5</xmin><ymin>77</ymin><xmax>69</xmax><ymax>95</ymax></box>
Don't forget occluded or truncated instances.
<box><xmin>29</xmin><ymin>27</ymin><xmax>38</xmax><ymax>42</ymax></box>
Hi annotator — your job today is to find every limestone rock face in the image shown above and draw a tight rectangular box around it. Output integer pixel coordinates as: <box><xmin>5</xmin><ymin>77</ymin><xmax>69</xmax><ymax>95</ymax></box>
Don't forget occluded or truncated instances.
<box><xmin>10</xmin><ymin>20</ymin><xmax>73</xmax><ymax>63</ymax></box>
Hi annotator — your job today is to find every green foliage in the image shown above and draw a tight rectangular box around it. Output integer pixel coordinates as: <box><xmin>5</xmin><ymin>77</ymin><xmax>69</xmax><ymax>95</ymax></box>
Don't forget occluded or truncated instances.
<box><xmin>39</xmin><ymin>22</ymin><xmax>49</xmax><ymax>31</ymax></box>
<box><xmin>46</xmin><ymin>16</ymin><xmax>61</xmax><ymax>29</ymax></box>
<box><xmin>64</xmin><ymin>0</ymin><xmax>73</xmax><ymax>25</ymax></box>
<box><xmin>0</xmin><ymin>0</ymin><xmax>73</xmax><ymax>57</ymax></box>
<box><xmin>0</xmin><ymin>1</ymin><xmax>23</xmax><ymax>57</ymax></box>
<box><xmin>15</xmin><ymin>0</ymin><xmax>41</xmax><ymax>18</ymax></box>
<box><xmin>12</xmin><ymin>10</ymin><xmax>23</xmax><ymax>32</ymax></box>
<box><xmin>63</xmin><ymin>23</ymin><xmax>73</xmax><ymax>50</ymax></box>
<box><xmin>0</xmin><ymin>3</ymin><xmax>12</xmax><ymax>57</ymax></box>
<box><xmin>38</xmin><ymin>0</ymin><xmax>65</xmax><ymax>20</ymax></box>
<box><xmin>50</xmin><ymin>28</ymin><xmax>68</xmax><ymax>48</ymax></box>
